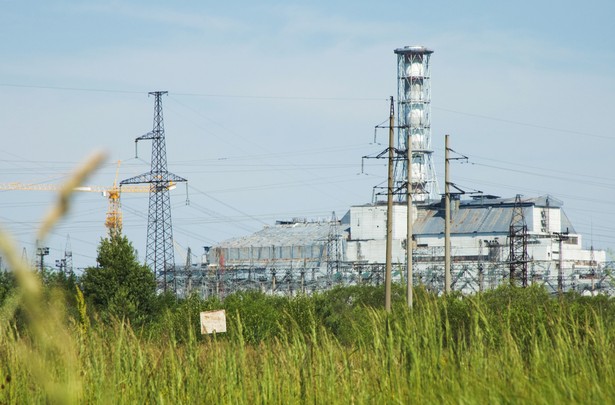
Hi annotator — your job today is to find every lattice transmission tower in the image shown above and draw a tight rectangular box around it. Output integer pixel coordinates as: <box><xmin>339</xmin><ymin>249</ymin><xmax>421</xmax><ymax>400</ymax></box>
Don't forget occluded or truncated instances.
<box><xmin>326</xmin><ymin>211</ymin><xmax>342</xmax><ymax>285</ymax></box>
<box><xmin>121</xmin><ymin>91</ymin><xmax>187</xmax><ymax>293</ymax></box>
<box><xmin>508</xmin><ymin>194</ymin><xmax>529</xmax><ymax>286</ymax></box>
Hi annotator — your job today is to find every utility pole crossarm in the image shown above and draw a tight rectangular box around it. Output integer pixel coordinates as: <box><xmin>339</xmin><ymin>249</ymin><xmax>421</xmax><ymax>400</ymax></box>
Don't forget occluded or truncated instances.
<box><xmin>120</xmin><ymin>171</ymin><xmax>187</xmax><ymax>186</ymax></box>
<box><xmin>136</xmin><ymin>131</ymin><xmax>160</xmax><ymax>141</ymax></box>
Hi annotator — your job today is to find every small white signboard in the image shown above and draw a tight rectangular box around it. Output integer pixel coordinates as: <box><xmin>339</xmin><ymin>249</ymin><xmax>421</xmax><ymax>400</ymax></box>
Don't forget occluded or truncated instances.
<box><xmin>200</xmin><ymin>309</ymin><xmax>227</xmax><ymax>334</ymax></box>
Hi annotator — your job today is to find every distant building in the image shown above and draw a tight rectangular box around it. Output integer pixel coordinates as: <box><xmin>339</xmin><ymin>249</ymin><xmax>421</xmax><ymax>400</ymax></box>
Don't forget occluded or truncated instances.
<box><xmin>206</xmin><ymin>218</ymin><xmax>347</xmax><ymax>295</ymax></box>
<box><xmin>206</xmin><ymin>195</ymin><xmax>608</xmax><ymax>295</ymax></box>
<box><xmin>346</xmin><ymin>195</ymin><xmax>606</xmax><ymax>293</ymax></box>
<box><xmin>348</xmin><ymin>195</ymin><xmax>604</xmax><ymax>265</ymax></box>
<box><xmin>209</xmin><ymin>218</ymin><xmax>346</xmax><ymax>270</ymax></box>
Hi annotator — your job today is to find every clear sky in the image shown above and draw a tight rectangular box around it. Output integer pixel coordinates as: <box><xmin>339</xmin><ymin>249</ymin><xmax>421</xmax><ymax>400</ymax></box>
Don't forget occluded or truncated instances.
<box><xmin>1</xmin><ymin>0</ymin><xmax>614</xmax><ymax>270</ymax></box>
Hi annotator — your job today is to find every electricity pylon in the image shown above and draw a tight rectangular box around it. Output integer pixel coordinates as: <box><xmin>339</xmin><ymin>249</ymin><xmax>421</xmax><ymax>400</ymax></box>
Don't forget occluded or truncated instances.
<box><xmin>508</xmin><ymin>194</ymin><xmax>529</xmax><ymax>287</ymax></box>
<box><xmin>120</xmin><ymin>91</ymin><xmax>187</xmax><ymax>293</ymax></box>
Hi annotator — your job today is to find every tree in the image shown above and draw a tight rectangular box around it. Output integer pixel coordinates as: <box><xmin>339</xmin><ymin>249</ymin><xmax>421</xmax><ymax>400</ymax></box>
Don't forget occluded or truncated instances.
<box><xmin>0</xmin><ymin>270</ymin><xmax>16</xmax><ymax>306</ymax></box>
<box><xmin>81</xmin><ymin>235</ymin><xmax>156</xmax><ymax>324</ymax></box>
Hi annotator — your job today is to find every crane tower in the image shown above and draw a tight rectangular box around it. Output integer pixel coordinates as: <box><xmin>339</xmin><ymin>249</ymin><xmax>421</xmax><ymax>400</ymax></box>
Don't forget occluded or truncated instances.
<box><xmin>394</xmin><ymin>46</ymin><xmax>438</xmax><ymax>202</ymax></box>
<box><xmin>121</xmin><ymin>91</ymin><xmax>187</xmax><ymax>293</ymax></box>
<box><xmin>0</xmin><ymin>173</ymin><xmax>149</xmax><ymax>237</ymax></box>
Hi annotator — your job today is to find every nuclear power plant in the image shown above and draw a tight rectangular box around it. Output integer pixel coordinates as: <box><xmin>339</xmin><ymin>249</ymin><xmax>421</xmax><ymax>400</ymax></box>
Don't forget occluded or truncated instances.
<box><xmin>13</xmin><ymin>47</ymin><xmax>607</xmax><ymax>298</ymax></box>
<box><xmin>165</xmin><ymin>45</ymin><xmax>611</xmax><ymax>299</ymax></box>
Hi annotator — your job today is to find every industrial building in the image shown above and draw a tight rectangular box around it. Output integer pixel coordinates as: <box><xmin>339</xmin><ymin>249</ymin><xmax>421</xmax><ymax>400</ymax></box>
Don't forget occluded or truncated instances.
<box><xmin>346</xmin><ymin>195</ymin><xmax>608</xmax><ymax>294</ymax></box>
<box><xmin>194</xmin><ymin>44</ymin><xmax>612</xmax><ymax>298</ymax></box>
<box><xmin>199</xmin><ymin>194</ymin><xmax>609</xmax><ymax>297</ymax></box>
<box><xmin>202</xmin><ymin>217</ymin><xmax>348</xmax><ymax>296</ymax></box>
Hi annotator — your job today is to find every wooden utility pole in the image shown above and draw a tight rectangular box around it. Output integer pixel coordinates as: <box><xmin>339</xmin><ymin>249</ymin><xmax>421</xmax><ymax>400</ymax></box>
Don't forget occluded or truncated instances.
<box><xmin>444</xmin><ymin>135</ymin><xmax>452</xmax><ymax>295</ymax></box>
<box><xmin>406</xmin><ymin>112</ymin><xmax>413</xmax><ymax>308</ymax></box>
<box><xmin>385</xmin><ymin>97</ymin><xmax>394</xmax><ymax>312</ymax></box>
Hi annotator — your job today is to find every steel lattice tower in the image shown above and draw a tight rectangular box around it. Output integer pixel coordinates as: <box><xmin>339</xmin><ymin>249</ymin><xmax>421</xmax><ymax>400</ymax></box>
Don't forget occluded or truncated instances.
<box><xmin>326</xmin><ymin>211</ymin><xmax>342</xmax><ymax>285</ymax></box>
<box><xmin>121</xmin><ymin>91</ymin><xmax>187</xmax><ymax>293</ymax></box>
<box><xmin>64</xmin><ymin>235</ymin><xmax>73</xmax><ymax>275</ymax></box>
<box><xmin>508</xmin><ymin>194</ymin><xmax>529</xmax><ymax>287</ymax></box>
<box><xmin>394</xmin><ymin>46</ymin><xmax>438</xmax><ymax>202</ymax></box>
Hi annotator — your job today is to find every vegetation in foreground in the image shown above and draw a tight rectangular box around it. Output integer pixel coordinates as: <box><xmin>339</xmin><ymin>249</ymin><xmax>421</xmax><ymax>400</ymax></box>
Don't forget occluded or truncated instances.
<box><xmin>1</xmin><ymin>155</ymin><xmax>614</xmax><ymax>403</ymax></box>
<box><xmin>2</xmin><ymin>266</ymin><xmax>615</xmax><ymax>404</ymax></box>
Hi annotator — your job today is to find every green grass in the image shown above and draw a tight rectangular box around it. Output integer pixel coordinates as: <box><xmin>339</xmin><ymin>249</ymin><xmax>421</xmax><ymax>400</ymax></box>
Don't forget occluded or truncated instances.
<box><xmin>2</xmin><ymin>284</ymin><xmax>615</xmax><ymax>404</ymax></box>
<box><xmin>4</xmin><ymin>153</ymin><xmax>613</xmax><ymax>402</ymax></box>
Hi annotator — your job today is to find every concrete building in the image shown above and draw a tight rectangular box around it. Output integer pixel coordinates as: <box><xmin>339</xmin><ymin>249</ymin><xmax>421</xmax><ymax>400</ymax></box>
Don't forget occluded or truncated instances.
<box><xmin>346</xmin><ymin>195</ymin><xmax>607</xmax><ymax>293</ymax></box>
<box><xmin>204</xmin><ymin>194</ymin><xmax>608</xmax><ymax>296</ymax></box>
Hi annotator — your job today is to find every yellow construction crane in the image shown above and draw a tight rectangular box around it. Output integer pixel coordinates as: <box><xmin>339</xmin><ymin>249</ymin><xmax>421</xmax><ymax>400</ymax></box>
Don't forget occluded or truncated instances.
<box><xmin>0</xmin><ymin>161</ymin><xmax>150</xmax><ymax>236</ymax></box>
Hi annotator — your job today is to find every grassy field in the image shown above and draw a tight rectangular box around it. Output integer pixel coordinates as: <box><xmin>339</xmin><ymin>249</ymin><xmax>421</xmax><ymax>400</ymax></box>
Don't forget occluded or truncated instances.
<box><xmin>1</xmin><ymin>157</ymin><xmax>614</xmax><ymax>404</ymax></box>
<box><xmin>1</xmin><ymin>281</ymin><xmax>615</xmax><ymax>404</ymax></box>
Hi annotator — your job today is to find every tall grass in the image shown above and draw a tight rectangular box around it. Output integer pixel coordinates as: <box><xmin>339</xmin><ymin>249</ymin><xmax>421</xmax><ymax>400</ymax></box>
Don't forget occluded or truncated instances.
<box><xmin>1</xmin><ymin>154</ymin><xmax>614</xmax><ymax>403</ymax></box>
<box><xmin>2</xmin><ymin>287</ymin><xmax>615</xmax><ymax>404</ymax></box>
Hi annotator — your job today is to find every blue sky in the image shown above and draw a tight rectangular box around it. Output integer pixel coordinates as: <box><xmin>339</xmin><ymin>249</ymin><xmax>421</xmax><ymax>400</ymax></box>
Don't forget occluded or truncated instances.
<box><xmin>1</xmin><ymin>0</ymin><xmax>614</xmax><ymax>269</ymax></box>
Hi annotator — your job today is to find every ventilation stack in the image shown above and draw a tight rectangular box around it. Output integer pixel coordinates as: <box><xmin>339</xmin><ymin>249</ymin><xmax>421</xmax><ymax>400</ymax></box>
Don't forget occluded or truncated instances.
<box><xmin>394</xmin><ymin>46</ymin><xmax>438</xmax><ymax>202</ymax></box>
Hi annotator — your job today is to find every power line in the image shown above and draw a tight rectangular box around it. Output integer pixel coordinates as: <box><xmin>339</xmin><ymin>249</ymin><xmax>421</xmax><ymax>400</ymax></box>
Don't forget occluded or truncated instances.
<box><xmin>453</xmin><ymin>175</ymin><xmax>615</xmax><ymax>209</ymax></box>
<box><xmin>467</xmin><ymin>162</ymin><xmax>615</xmax><ymax>190</ymax></box>
<box><xmin>433</xmin><ymin>105</ymin><xmax>614</xmax><ymax>141</ymax></box>
<box><xmin>166</xmin><ymin>96</ymin><xmax>372</xmax><ymax>205</ymax></box>
<box><xmin>0</xmin><ymin>82</ymin><xmax>384</xmax><ymax>101</ymax></box>
<box><xmin>2</xmin><ymin>81</ymin><xmax>612</xmax><ymax>143</ymax></box>
<box><xmin>188</xmin><ymin>184</ymin><xmax>268</xmax><ymax>227</ymax></box>
<box><xmin>433</xmin><ymin>150</ymin><xmax>615</xmax><ymax>190</ymax></box>
<box><xmin>459</xmin><ymin>152</ymin><xmax>615</xmax><ymax>184</ymax></box>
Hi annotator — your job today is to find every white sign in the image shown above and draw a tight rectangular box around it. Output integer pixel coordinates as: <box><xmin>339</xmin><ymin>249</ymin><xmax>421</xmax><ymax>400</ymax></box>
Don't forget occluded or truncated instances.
<box><xmin>200</xmin><ymin>310</ymin><xmax>227</xmax><ymax>334</ymax></box>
